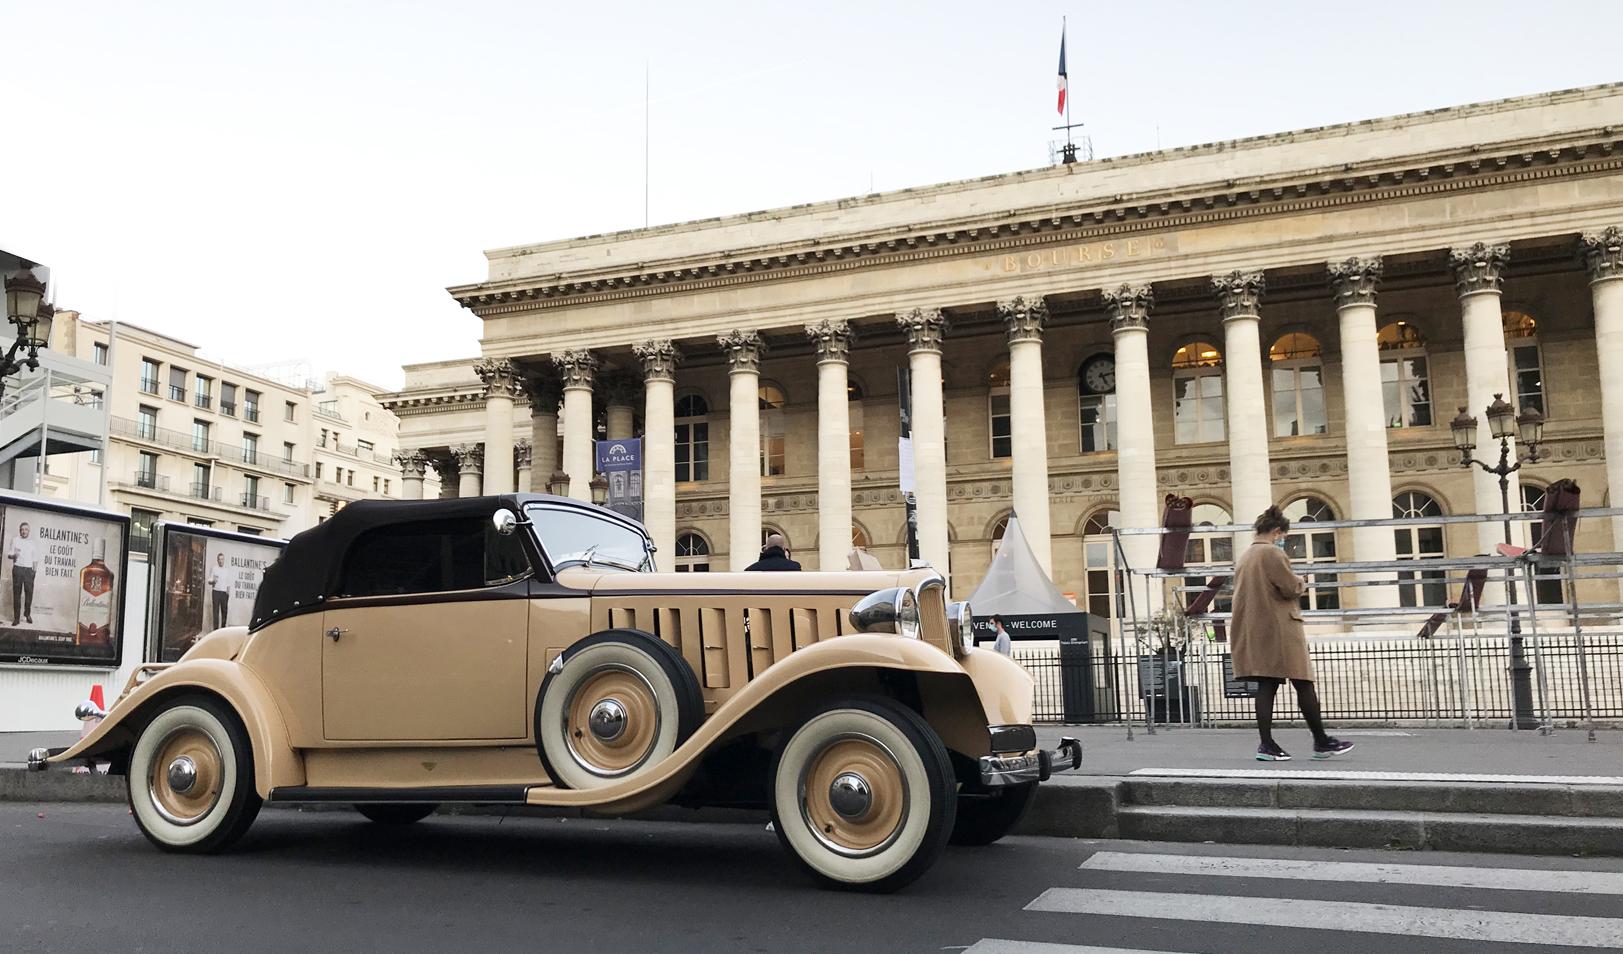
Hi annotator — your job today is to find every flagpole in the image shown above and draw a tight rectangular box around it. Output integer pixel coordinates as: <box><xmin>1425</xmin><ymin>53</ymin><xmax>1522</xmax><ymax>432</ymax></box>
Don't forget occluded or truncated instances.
<box><xmin>644</xmin><ymin>61</ymin><xmax>650</xmax><ymax>228</ymax></box>
<box><xmin>1063</xmin><ymin>17</ymin><xmax>1072</xmax><ymax>153</ymax></box>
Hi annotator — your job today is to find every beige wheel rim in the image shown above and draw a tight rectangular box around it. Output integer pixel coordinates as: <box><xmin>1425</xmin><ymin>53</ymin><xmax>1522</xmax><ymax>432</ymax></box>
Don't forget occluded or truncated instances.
<box><xmin>798</xmin><ymin>733</ymin><xmax>909</xmax><ymax>858</ymax></box>
<box><xmin>563</xmin><ymin>665</ymin><xmax>662</xmax><ymax>777</ymax></box>
<box><xmin>149</xmin><ymin>727</ymin><xmax>224</xmax><ymax>826</ymax></box>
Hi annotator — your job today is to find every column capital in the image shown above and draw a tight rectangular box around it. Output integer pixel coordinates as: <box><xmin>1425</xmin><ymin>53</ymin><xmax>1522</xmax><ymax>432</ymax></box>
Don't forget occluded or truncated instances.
<box><xmin>1449</xmin><ymin>241</ymin><xmax>1510</xmax><ymax>297</ymax></box>
<box><xmin>552</xmin><ymin>349</ymin><xmax>598</xmax><ymax>390</ymax></box>
<box><xmin>1582</xmin><ymin>227</ymin><xmax>1623</xmax><ymax>284</ymax></box>
<box><xmin>718</xmin><ymin>329</ymin><xmax>766</xmax><ymax>373</ymax></box>
<box><xmin>521</xmin><ymin>367</ymin><xmax>562</xmax><ymax>411</ymax></box>
<box><xmin>430</xmin><ymin>456</ymin><xmax>458</xmax><ymax>485</ymax></box>
<box><xmin>473</xmin><ymin>356</ymin><xmax>521</xmax><ymax>398</ymax></box>
<box><xmin>451</xmin><ymin>443</ymin><xmax>484</xmax><ymax>477</ymax></box>
<box><xmin>997</xmin><ymin>296</ymin><xmax>1048</xmax><ymax>344</ymax></box>
<box><xmin>1212</xmin><ymin>271</ymin><xmax>1265</xmax><ymax>320</ymax></box>
<box><xmin>599</xmin><ymin>368</ymin><xmax>643</xmax><ymax>407</ymax></box>
<box><xmin>513</xmin><ymin>440</ymin><xmax>533</xmax><ymax>469</ymax></box>
<box><xmin>633</xmin><ymin>339</ymin><xmax>681</xmax><ymax>381</ymax></box>
<box><xmin>804</xmin><ymin>319</ymin><xmax>856</xmax><ymax>363</ymax></box>
<box><xmin>896</xmin><ymin>307</ymin><xmax>948</xmax><ymax>352</ymax></box>
<box><xmin>1103</xmin><ymin>284</ymin><xmax>1154</xmax><ymax>333</ymax></box>
<box><xmin>394</xmin><ymin>449</ymin><xmax>428</xmax><ymax>478</ymax></box>
<box><xmin>1328</xmin><ymin>256</ymin><xmax>1383</xmax><ymax>308</ymax></box>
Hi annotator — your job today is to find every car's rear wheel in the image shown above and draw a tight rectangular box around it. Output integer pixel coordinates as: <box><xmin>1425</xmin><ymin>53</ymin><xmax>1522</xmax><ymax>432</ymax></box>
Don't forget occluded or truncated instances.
<box><xmin>770</xmin><ymin>697</ymin><xmax>956</xmax><ymax>893</ymax></box>
<box><xmin>949</xmin><ymin>782</ymin><xmax>1036</xmax><ymax>846</ymax></box>
<box><xmin>537</xmin><ymin>630</ymin><xmax>702</xmax><ymax>790</ymax></box>
<box><xmin>128</xmin><ymin>696</ymin><xmax>260</xmax><ymax>853</ymax></box>
<box><xmin>354</xmin><ymin>804</ymin><xmax>437</xmax><ymax>825</ymax></box>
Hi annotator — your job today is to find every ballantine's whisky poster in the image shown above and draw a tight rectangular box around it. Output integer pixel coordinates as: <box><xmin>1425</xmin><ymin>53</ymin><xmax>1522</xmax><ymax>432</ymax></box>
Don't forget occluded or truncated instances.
<box><xmin>154</xmin><ymin>524</ymin><xmax>284</xmax><ymax>662</ymax></box>
<box><xmin>0</xmin><ymin>496</ymin><xmax>128</xmax><ymax>666</ymax></box>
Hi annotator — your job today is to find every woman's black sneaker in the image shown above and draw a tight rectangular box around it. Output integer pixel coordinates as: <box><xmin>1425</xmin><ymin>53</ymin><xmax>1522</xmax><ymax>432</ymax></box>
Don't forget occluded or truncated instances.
<box><xmin>1313</xmin><ymin>739</ymin><xmax>1356</xmax><ymax>759</ymax></box>
<box><xmin>1255</xmin><ymin>743</ymin><xmax>1292</xmax><ymax>762</ymax></box>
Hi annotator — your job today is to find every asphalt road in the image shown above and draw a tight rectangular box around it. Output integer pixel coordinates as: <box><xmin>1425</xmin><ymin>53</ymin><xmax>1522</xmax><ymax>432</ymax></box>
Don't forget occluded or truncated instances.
<box><xmin>7</xmin><ymin>804</ymin><xmax>1623</xmax><ymax>954</ymax></box>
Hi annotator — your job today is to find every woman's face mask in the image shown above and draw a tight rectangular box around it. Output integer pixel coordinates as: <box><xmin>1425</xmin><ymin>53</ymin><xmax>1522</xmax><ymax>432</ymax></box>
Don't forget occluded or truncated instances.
<box><xmin>1274</xmin><ymin>537</ymin><xmax>1289</xmax><ymax>550</ymax></box>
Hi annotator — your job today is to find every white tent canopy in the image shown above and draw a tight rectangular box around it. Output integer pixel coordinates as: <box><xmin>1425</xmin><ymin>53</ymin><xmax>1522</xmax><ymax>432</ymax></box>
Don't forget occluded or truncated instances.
<box><xmin>967</xmin><ymin>514</ymin><xmax>1082</xmax><ymax>619</ymax></box>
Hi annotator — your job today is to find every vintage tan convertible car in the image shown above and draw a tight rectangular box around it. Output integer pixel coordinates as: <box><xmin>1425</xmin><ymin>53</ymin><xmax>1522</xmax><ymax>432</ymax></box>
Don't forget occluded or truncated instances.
<box><xmin>32</xmin><ymin>494</ymin><xmax>1079</xmax><ymax>891</ymax></box>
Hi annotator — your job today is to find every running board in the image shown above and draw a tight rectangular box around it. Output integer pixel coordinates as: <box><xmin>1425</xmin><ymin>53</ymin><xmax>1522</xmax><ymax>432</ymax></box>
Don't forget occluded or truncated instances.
<box><xmin>268</xmin><ymin>785</ymin><xmax>531</xmax><ymax>804</ymax></box>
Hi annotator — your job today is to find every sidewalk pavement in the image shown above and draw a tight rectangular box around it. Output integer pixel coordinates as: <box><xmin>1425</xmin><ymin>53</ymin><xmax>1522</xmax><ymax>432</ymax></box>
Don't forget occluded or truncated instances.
<box><xmin>1037</xmin><ymin>725</ymin><xmax>1623</xmax><ymax>781</ymax></box>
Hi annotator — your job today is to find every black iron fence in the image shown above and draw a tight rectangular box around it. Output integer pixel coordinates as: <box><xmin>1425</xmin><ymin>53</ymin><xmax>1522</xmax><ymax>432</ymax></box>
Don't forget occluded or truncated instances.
<box><xmin>1014</xmin><ymin>631</ymin><xmax>1623</xmax><ymax>726</ymax></box>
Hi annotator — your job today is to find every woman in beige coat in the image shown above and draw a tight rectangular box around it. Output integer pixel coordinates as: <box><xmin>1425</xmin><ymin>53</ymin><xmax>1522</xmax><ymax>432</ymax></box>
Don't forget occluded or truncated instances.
<box><xmin>1231</xmin><ymin>506</ymin><xmax>1355</xmax><ymax>762</ymax></box>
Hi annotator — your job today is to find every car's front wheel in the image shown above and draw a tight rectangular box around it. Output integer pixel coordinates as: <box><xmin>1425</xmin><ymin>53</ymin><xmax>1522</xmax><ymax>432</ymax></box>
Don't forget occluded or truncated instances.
<box><xmin>354</xmin><ymin>804</ymin><xmax>437</xmax><ymax>825</ymax></box>
<box><xmin>770</xmin><ymin>697</ymin><xmax>956</xmax><ymax>893</ymax></box>
<box><xmin>127</xmin><ymin>696</ymin><xmax>260</xmax><ymax>853</ymax></box>
<box><xmin>949</xmin><ymin>782</ymin><xmax>1035</xmax><ymax>846</ymax></box>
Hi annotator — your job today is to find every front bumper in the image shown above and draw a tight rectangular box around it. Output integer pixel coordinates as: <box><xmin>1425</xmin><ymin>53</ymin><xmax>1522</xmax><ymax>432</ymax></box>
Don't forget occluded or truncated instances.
<box><xmin>26</xmin><ymin>746</ymin><xmax>67</xmax><ymax>772</ymax></box>
<box><xmin>978</xmin><ymin>735</ymin><xmax>1082</xmax><ymax>787</ymax></box>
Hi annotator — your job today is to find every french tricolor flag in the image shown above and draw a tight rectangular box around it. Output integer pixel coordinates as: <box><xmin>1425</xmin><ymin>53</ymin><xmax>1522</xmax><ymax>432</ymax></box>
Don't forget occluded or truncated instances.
<box><xmin>1056</xmin><ymin>25</ymin><xmax>1068</xmax><ymax>115</ymax></box>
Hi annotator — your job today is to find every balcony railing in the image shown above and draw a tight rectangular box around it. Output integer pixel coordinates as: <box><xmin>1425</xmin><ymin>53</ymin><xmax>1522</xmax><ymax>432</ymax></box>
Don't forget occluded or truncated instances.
<box><xmin>244</xmin><ymin>406</ymin><xmax>260</xmax><ymax>423</ymax></box>
<box><xmin>194</xmin><ymin>394</ymin><xmax>212</xmax><ymax>410</ymax></box>
<box><xmin>139</xmin><ymin>379</ymin><xmax>160</xmax><ymax>396</ymax></box>
<box><xmin>240</xmin><ymin>492</ymin><xmax>270</xmax><ymax>512</ymax></box>
<box><xmin>109</xmin><ymin>416</ymin><xmax>310</xmax><ymax>479</ymax></box>
<box><xmin>133</xmin><ymin>470</ymin><xmax>165</xmax><ymax>491</ymax></box>
<box><xmin>189</xmin><ymin>482</ymin><xmax>222</xmax><ymax>502</ymax></box>
<box><xmin>220</xmin><ymin>400</ymin><xmax>236</xmax><ymax>416</ymax></box>
<box><xmin>168</xmin><ymin>385</ymin><xmax>186</xmax><ymax>402</ymax></box>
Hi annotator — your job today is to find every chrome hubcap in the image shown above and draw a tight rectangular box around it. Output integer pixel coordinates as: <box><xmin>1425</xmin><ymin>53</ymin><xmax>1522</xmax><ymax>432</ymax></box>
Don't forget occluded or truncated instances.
<box><xmin>588</xmin><ymin>698</ymin><xmax>628</xmax><ymax>742</ymax></box>
<box><xmin>166</xmin><ymin>756</ymin><xmax>198</xmax><ymax>795</ymax></box>
<box><xmin>828</xmin><ymin>772</ymin><xmax>872</xmax><ymax>820</ymax></box>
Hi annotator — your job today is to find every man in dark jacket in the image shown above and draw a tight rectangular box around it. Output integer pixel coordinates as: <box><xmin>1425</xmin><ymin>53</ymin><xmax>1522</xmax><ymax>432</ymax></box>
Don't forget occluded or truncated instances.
<box><xmin>746</xmin><ymin>533</ymin><xmax>802</xmax><ymax>571</ymax></box>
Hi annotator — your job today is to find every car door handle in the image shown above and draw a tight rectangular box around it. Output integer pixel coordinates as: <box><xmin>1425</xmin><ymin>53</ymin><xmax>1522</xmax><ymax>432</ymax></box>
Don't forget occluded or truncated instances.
<box><xmin>326</xmin><ymin>627</ymin><xmax>347</xmax><ymax>641</ymax></box>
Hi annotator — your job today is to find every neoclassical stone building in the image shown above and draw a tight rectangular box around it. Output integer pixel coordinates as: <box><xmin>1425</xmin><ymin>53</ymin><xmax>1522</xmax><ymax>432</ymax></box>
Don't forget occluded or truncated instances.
<box><xmin>381</xmin><ymin>83</ymin><xmax>1623</xmax><ymax>612</ymax></box>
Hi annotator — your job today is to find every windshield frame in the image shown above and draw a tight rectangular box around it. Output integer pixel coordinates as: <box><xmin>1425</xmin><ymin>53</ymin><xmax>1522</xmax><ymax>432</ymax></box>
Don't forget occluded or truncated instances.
<box><xmin>522</xmin><ymin>501</ymin><xmax>655</xmax><ymax>574</ymax></box>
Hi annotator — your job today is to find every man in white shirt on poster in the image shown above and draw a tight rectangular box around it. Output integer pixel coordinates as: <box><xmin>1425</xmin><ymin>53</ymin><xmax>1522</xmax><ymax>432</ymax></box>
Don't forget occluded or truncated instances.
<box><xmin>208</xmin><ymin>552</ymin><xmax>230</xmax><ymax>631</ymax></box>
<box><xmin>8</xmin><ymin>522</ymin><xmax>39</xmax><ymax>626</ymax></box>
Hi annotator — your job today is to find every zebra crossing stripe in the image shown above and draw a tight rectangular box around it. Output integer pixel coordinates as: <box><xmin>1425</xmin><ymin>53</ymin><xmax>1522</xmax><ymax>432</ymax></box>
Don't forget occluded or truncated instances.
<box><xmin>963</xmin><ymin>943</ymin><xmax>1188</xmax><ymax>954</ymax></box>
<box><xmin>1081</xmin><ymin>851</ymin><xmax>1623</xmax><ymax>895</ymax></box>
<box><xmin>1025</xmin><ymin>888</ymin><xmax>1623</xmax><ymax>948</ymax></box>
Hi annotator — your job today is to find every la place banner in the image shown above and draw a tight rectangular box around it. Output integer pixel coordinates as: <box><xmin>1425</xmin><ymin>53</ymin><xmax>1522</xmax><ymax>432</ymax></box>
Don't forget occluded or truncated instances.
<box><xmin>0</xmin><ymin>494</ymin><xmax>129</xmax><ymax>667</ymax></box>
<box><xmin>595</xmin><ymin>438</ymin><xmax>644</xmax><ymax>523</ymax></box>
<box><xmin>152</xmin><ymin>523</ymin><xmax>286</xmax><ymax>662</ymax></box>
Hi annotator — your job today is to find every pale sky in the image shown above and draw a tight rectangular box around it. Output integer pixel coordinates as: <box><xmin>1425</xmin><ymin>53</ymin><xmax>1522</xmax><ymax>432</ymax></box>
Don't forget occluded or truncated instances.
<box><xmin>7</xmin><ymin>1</ymin><xmax>1622</xmax><ymax>389</ymax></box>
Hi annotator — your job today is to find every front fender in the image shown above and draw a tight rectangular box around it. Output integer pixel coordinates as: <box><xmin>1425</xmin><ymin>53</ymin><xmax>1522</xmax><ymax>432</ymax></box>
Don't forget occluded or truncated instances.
<box><xmin>528</xmin><ymin>634</ymin><xmax>981</xmax><ymax>813</ymax></box>
<box><xmin>47</xmin><ymin>658</ymin><xmax>303</xmax><ymax>798</ymax></box>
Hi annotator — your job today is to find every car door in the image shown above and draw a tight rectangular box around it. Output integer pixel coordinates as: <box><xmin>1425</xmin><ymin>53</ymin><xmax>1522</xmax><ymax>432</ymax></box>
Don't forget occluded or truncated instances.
<box><xmin>321</xmin><ymin>515</ymin><xmax>532</xmax><ymax>742</ymax></box>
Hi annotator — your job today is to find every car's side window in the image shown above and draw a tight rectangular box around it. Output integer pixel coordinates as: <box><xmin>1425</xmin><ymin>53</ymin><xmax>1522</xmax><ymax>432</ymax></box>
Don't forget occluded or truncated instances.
<box><xmin>338</xmin><ymin>517</ymin><xmax>533</xmax><ymax>598</ymax></box>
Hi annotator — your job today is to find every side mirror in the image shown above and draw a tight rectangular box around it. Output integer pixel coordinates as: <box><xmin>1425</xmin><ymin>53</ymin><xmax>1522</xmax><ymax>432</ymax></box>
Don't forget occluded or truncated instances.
<box><xmin>492</xmin><ymin>509</ymin><xmax>519</xmax><ymax>536</ymax></box>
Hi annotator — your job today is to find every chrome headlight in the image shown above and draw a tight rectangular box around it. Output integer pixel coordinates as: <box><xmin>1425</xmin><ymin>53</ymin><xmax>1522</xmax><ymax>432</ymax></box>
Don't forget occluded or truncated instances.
<box><xmin>849</xmin><ymin>586</ymin><xmax>922</xmax><ymax>639</ymax></box>
<box><xmin>947</xmin><ymin>601</ymin><xmax>974</xmax><ymax>657</ymax></box>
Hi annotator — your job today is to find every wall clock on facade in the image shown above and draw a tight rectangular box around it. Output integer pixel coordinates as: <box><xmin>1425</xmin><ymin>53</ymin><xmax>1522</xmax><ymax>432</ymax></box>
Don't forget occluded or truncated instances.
<box><xmin>1081</xmin><ymin>354</ymin><xmax>1115</xmax><ymax>394</ymax></box>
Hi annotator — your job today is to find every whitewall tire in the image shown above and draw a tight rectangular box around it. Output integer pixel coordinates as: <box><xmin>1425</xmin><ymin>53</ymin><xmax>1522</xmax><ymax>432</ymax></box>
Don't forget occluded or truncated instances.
<box><xmin>128</xmin><ymin>697</ymin><xmax>260</xmax><ymax>853</ymax></box>
<box><xmin>770</xmin><ymin>697</ymin><xmax>956</xmax><ymax>892</ymax></box>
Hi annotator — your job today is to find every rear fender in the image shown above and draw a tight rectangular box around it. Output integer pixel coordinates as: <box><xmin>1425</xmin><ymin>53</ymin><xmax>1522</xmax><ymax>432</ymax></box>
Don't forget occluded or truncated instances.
<box><xmin>47</xmin><ymin>658</ymin><xmax>303</xmax><ymax>798</ymax></box>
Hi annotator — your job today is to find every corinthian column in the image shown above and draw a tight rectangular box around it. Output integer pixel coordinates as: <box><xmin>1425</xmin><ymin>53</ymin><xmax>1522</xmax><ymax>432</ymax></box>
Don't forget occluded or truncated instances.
<box><xmin>1105</xmin><ymin>285</ymin><xmax>1159</xmax><ymax>601</ymax></box>
<box><xmin>1214</xmin><ymin>271</ymin><xmax>1273</xmax><ymax>540</ymax></box>
<box><xmin>807</xmin><ymin>319</ymin><xmax>855</xmax><ymax>572</ymax></box>
<box><xmin>553</xmin><ymin>349</ymin><xmax>598</xmax><ymax>501</ymax></box>
<box><xmin>1583</xmin><ymin>227</ymin><xmax>1623</xmax><ymax>571</ymax></box>
<box><xmin>475</xmin><ymin>357</ymin><xmax>519</xmax><ymax>494</ymax></box>
<box><xmin>634</xmin><ymin>339</ymin><xmax>680</xmax><ymax>569</ymax></box>
<box><xmin>897</xmin><ymin>307</ymin><xmax>950</xmax><ymax>579</ymax></box>
<box><xmin>452</xmin><ymin>444</ymin><xmax>484</xmax><ymax>498</ymax></box>
<box><xmin>1329</xmin><ymin>257</ymin><xmax>1398</xmax><ymax>606</ymax></box>
<box><xmin>1451</xmin><ymin>242</ymin><xmax>1517</xmax><ymax>558</ymax></box>
<box><xmin>720</xmin><ymin>330</ymin><xmax>765</xmax><ymax>569</ymax></box>
<box><xmin>998</xmin><ymin>295</ymin><xmax>1053</xmax><ymax>576</ymax></box>
<box><xmin>524</xmin><ymin>372</ymin><xmax>561</xmax><ymax>493</ymax></box>
<box><xmin>395</xmin><ymin>450</ymin><xmax>427</xmax><ymax>500</ymax></box>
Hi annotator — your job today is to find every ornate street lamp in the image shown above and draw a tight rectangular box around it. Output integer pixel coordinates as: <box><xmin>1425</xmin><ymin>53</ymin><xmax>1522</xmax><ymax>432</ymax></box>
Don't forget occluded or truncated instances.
<box><xmin>589</xmin><ymin>473</ymin><xmax>609</xmax><ymax>507</ymax></box>
<box><xmin>547</xmin><ymin>470</ymin><xmax>571</xmax><ymax>497</ymax></box>
<box><xmin>1454</xmin><ymin>392</ymin><xmax>1550</xmax><ymax>729</ymax></box>
<box><xmin>1</xmin><ymin>268</ymin><xmax>50</xmax><ymax>401</ymax></box>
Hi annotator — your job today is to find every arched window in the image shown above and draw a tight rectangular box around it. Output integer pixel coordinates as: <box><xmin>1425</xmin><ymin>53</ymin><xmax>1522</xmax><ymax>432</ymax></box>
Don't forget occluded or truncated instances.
<box><xmin>1269</xmin><ymin>333</ymin><xmax>1327</xmax><ymax>437</ymax></box>
<box><xmin>1077</xmin><ymin>353</ymin><xmax>1117</xmax><ymax>452</ymax></box>
<box><xmin>759</xmin><ymin>383</ymin><xmax>786</xmax><ymax>477</ymax></box>
<box><xmin>1081</xmin><ymin>507</ymin><xmax>1120</xmax><ymax>619</ymax></box>
<box><xmin>674</xmin><ymin>532</ymin><xmax>710</xmax><ymax>573</ymax></box>
<box><xmin>1504</xmin><ymin>311</ymin><xmax>1545</xmax><ymax>415</ymax></box>
<box><xmin>848</xmin><ymin>379</ymin><xmax>865</xmax><ymax>471</ymax></box>
<box><xmin>1185</xmin><ymin>503</ymin><xmax>1233</xmax><ymax>566</ymax></box>
<box><xmin>1393</xmin><ymin>490</ymin><xmax>1445</xmax><ymax>607</ymax></box>
<box><xmin>851</xmin><ymin>524</ymin><xmax>871</xmax><ymax>549</ymax></box>
<box><xmin>1284</xmin><ymin>496</ymin><xmax>1338</xmax><ymax>610</ymax></box>
<box><xmin>990</xmin><ymin>512</ymin><xmax>1011</xmax><ymax>555</ymax></box>
<box><xmin>1377</xmin><ymin>321</ymin><xmax>1431</xmax><ymax>428</ymax></box>
<box><xmin>674</xmin><ymin>392</ymin><xmax>709</xmax><ymax>482</ymax></box>
<box><xmin>988</xmin><ymin>361</ymin><xmax>1011</xmax><ymax>458</ymax></box>
<box><xmin>761</xmin><ymin>526</ymin><xmax>789</xmax><ymax>550</ymax></box>
<box><xmin>1172</xmin><ymin>342</ymin><xmax>1225</xmax><ymax>444</ymax></box>
<box><xmin>1521</xmin><ymin>483</ymin><xmax>1564</xmax><ymax>604</ymax></box>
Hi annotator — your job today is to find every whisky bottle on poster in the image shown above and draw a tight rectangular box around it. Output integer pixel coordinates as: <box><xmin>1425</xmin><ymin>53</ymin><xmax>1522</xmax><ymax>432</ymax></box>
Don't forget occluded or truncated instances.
<box><xmin>76</xmin><ymin>540</ymin><xmax>115</xmax><ymax>647</ymax></box>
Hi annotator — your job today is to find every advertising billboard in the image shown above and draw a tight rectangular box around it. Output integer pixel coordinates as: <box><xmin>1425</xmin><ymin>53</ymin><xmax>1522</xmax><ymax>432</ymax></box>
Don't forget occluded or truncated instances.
<box><xmin>0</xmin><ymin>494</ymin><xmax>129</xmax><ymax>667</ymax></box>
<box><xmin>595</xmin><ymin>438</ymin><xmax>643</xmax><ymax>523</ymax></box>
<box><xmin>150</xmin><ymin>523</ymin><xmax>286</xmax><ymax>662</ymax></box>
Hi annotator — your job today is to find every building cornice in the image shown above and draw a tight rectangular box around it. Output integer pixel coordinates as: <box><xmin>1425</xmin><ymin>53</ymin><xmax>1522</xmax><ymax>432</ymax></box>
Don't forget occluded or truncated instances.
<box><xmin>452</xmin><ymin>135</ymin><xmax>1623</xmax><ymax>317</ymax></box>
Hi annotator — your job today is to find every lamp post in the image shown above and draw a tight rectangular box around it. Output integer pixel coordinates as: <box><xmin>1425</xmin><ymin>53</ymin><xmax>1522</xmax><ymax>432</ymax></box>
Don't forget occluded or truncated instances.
<box><xmin>1450</xmin><ymin>393</ymin><xmax>1549</xmax><ymax>729</ymax></box>
<box><xmin>1</xmin><ymin>268</ymin><xmax>51</xmax><ymax>402</ymax></box>
<box><xmin>546</xmin><ymin>470</ymin><xmax>571</xmax><ymax>498</ymax></box>
<box><xmin>589</xmin><ymin>473</ymin><xmax>609</xmax><ymax>507</ymax></box>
